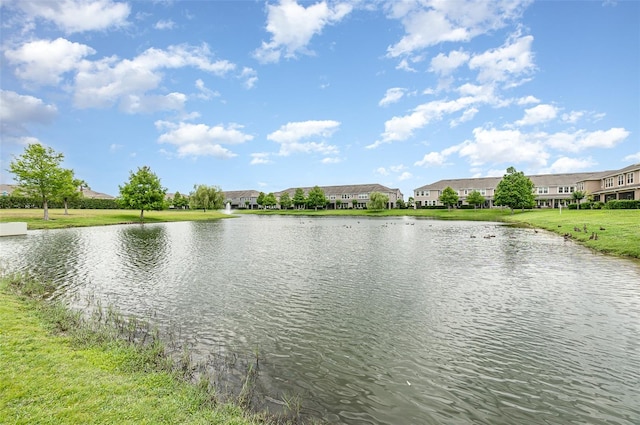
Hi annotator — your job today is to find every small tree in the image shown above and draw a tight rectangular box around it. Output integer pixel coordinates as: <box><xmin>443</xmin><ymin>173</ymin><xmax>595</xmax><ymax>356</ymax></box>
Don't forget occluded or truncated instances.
<box><xmin>172</xmin><ymin>191</ymin><xmax>189</xmax><ymax>209</ymax></box>
<box><xmin>189</xmin><ymin>184</ymin><xmax>224</xmax><ymax>212</ymax></box>
<box><xmin>293</xmin><ymin>188</ymin><xmax>306</xmax><ymax>209</ymax></box>
<box><xmin>264</xmin><ymin>192</ymin><xmax>277</xmax><ymax>209</ymax></box>
<box><xmin>572</xmin><ymin>190</ymin><xmax>586</xmax><ymax>209</ymax></box>
<box><xmin>57</xmin><ymin>170</ymin><xmax>87</xmax><ymax>215</ymax></box>
<box><xmin>351</xmin><ymin>198</ymin><xmax>358</xmax><ymax>208</ymax></box>
<box><xmin>335</xmin><ymin>199</ymin><xmax>342</xmax><ymax>209</ymax></box>
<box><xmin>439</xmin><ymin>186</ymin><xmax>459</xmax><ymax>211</ymax></box>
<box><xmin>256</xmin><ymin>191</ymin><xmax>266</xmax><ymax>209</ymax></box>
<box><xmin>494</xmin><ymin>166</ymin><xmax>535</xmax><ymax>214</ymax></box>
<box><xmin>367</xmin><ymin>191</ymin><xmax>389</xmax><ymax>210</ymax></box>
<box><xmin>396</xmin><ymin>198</ymin><xmax>406</xmax><ymax>209</ymax></box>
<box><xmin>407</xmin><ymin>196</ymin><xmax>415</xmax><ymax>209</ymax></box>
<box><xmin>466</xmin><ymin>190</ymin><xmax>485</xmax><ymax>210</ymax></box>
<box><xmin>119</xmin><ymin>166</ymin><xmax>167</xmax><ymax>221</ymax></box>
<box><xmin>306</xmin><ymin>186</ymin><xmax>327</xmax><ymax>211</ymax></box>
<box><xmin>279</xmin><ymin>192</ymin><xmax>292</xmax><ymax>209</ymax></box>
<box><xmin>8</xmin><ymin>143</ymin><xmax>69</xmax><ymax>220</ymax></box>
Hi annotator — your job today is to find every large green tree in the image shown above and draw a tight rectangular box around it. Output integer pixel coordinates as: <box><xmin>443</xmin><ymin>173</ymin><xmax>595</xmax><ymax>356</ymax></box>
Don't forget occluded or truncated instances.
<box><xmin>306</xmin><ymin>186</ymin><xmax>327</xmax><ymax>210</ymax></box>
<box><xmin>171</xmin><ymin>191</ymin><xmax>189</xmax><ymax>209</ymax></box>
<box><xmin>189</xmin><ymin>184</ymin><xmax>224</xmax><ymax>212</ymax></box>
<box><xmin>494</xmin><ymin>166</ymin><xmax>535</xmax><ymax>214</ymax></box>
<box><xmin>8</xmin><ymin>143</ymin><xmax>70</xmax><ymax>220</ymax></box>
<box><xmin>466</xmin><ymin>190</ymin><xmax>485</xmax><ymax>210</ymax></box>
<box><xmin>119</xmin><ymin>166</ymin><xmax>167</xmax><ymax>220</ymax></box>
<box><xmin>57</xmin><ymin>170</ymin><xmax>87</xmax><ymax>215</ymax></box>
<box><xmin>367</xmin><ymin>191</ymin><xmax>389</xmax><ymax>210</ymax></box>
<box><xmin>256</xmin><ymin>191</ymin><xmax>266</xmax><ymax>209</ymax></box>
<box><xmin>264</xmin><ymin>192</ymin><xmax>277</xmax><ymax>209</ymax></box>
<box><xmin>293</xmin><ymin>188</ymin><xmax>306</xmax><ymax>209</ymax></box>
<box><xmin>439</xmin><ymin>186</ymin><xmax>459</xmax><ymax>211</ymax></box>
<box><xmin>279</xmin><ymin>192</ymin><xmax>292</xmax><ymax>209</ymax></box>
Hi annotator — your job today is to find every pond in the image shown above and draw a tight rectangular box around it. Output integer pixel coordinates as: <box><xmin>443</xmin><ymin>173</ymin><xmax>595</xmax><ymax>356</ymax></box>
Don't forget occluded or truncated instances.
<box><xmin>1</xmin><ymin>216</ymin><xmax>639</xmax><ymax>424</ymax></box>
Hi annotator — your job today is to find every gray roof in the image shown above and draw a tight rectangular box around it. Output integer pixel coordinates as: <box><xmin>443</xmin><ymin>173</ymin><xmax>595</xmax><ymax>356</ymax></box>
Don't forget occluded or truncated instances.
<box><xmin>276</xmin><ymin>183</ymin><xmax>399</xmax><ymax>197</ymax></box>
<box><xmin>223</xmin><ymin>190</ymin><xmax>260</xmax><ymax>199</ymax></box>
<box><xmin>597</xmin><ymin>163</ymin><xmax>640</xmax><ymax>179</ymax></box>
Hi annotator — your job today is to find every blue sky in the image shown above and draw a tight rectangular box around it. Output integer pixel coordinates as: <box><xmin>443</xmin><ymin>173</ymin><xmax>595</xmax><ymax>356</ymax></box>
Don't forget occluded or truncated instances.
<box><xmin>1</xmin><ymin>0</ymin><xmax>638</xmax><ymax>199</ymax></box>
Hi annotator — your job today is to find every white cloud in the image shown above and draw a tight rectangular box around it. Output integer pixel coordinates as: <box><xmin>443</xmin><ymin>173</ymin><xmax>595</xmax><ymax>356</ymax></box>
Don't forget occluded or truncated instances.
<box><xmin>253</xmin><ymin>0</ymin><xmax>352</xmax><ymax>63</ymax></box>
<box><xmin>545</xmin><ymin>128</ymin><xmax>629</xmax><ymax>152</ymax></box>
<box><xmin>239</xmin><ymin>67</ymin><xmax>258</xmax><ymax>89</ymax></box>
<box><xmin>195</xmin><ymin>79</ymin><xmax>220</xmax><ymax>100</ymax></box>
<box><xmin>429</xmin><ymin>49</ymin><xmax>470</xmax><ymax>75</ymax></box>
<box><xmin>267</xmin><ymin>120</ymin><xmax>340</xmax><ymax>156</ymax></box>
<box><xmin>0</xmin><ymin>90</ymin><xmax>57</xmax><ymax>135</ymax></box>
<box><xmin>250</xmin><ymin>152</ymin><xmax>272</xmax><ymax>165</ymax></box>
<box><xmin>623</xmin><ymin>152</ymin><xmax>640</xmax><ymax>163</ymax></box>
<box><xmin>517</xmin><ymin>95</ymin><xmax>540</xmax><ymax>105</ymax></box>
<box><xmin>120</xmin><ymin>92</ymin><xmax>187</xmax><ymax>114</ymax></box>
<box><xmin>154</xmin><ymin>19</ymin><xmax>175</xmax><ymax>30</ymax></box>
<box><xmin>379</xmin><ymin>88</ymin><xmax>406</xmax><ymax>107</ymax></box>
<box><xmin>4</xmin><ymin>38</ymin><xmax>95</xmax><ymax>85</ymax></box>
<box><xmin>450</xmin><ymin>107</ymin><xmax>478</xmax><ymax>127</ymax></box>
<box><xmin>386</xmin><ymin>1</ymin><xmax>531</xmax><ymax>57</ymax></box>
<box><xmin>415</xmin><ymin>151</ymin><xmax>448</xmax><ymax>167</ymax></box>
<box><xmin>540</xmin><ymin>156</ymin><xmax>596</xmax><ymax>174</ymax></box>
<box><xmin>155</xmin><ymin>120</ymin><xmax>253</xmax><ymax>158</ymax></box>
<box><xmin>515</xmin><ymin>104</ymin><xmax>558</xmax><ymax>126</ymax></box>
<box><xmin>458</xmin><ymin>127</ymin><xmax>549</xmax><ymax>167</ymax></box>
<box><xmin>74</xmin><ymin>44</ymin><xmax>235</xmax><ymax>109</ymax></box>
<box><xmin>396</xmin><ymin>58</ymin><xmax>417</xmax><ymax>72</ymax></box>
<box><xmin>375</xmin><ymin>167</ymin><xmax>389</xmax><ymax>176</ymax></box>
<box><xmin>562</xmin><ymin>111</ymin><xmax>584</xmax><ymax>124</ymax></box>
<box><xmin>12</xmin><ymin>0</ymin><xmax>130</xmax><ymax>34</ymax></box>
<box><xmin>398</xmin><ymin>171</ymin><xmax>413</xmax><ymax>181</ymax></box>
<box><xmin>321</xmin><ymin>157</ymin><xmax>341</xmax><ymax>164</ymax></box>
<box><xmin>468</xmin><ymin>33</ymin><xmax>535</xmax><ymax>84</ymax></box>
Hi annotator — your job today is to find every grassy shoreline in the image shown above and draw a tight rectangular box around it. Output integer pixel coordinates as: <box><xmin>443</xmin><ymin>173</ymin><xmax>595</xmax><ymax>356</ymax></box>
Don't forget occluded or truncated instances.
<box><xmin>1</xmin><ymin>207</ymin><xmax>638</xmax><ymax>258</ymax></box>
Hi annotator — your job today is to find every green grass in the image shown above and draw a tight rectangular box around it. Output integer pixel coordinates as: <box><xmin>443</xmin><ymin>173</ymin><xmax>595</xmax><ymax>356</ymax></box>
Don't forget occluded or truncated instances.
<box><xmin>0</xmin><ymin>279</ymin><xmax>257</xmax><ymax>425</ymax></box>
<box><xmin>0</xmin><ymin>208</ymin><xmax>230</xmax><ymax>230</ymax></box>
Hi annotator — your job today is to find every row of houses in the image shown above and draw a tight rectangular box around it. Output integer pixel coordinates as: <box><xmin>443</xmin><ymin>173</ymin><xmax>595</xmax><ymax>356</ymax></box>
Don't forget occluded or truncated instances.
<box><xmin>413</xmin><ymin>163</ymin><xmax>640</xmax><ymax>208</ymax></box>
<box><xmin>224</xmin><ymin>184</ymin><xmax>404</xmax><ymax>210</ymax></box>
<box><xmin>3</xmin><ymin>162</ymin><xmax>637</xmax><ymax>210</ymax></box>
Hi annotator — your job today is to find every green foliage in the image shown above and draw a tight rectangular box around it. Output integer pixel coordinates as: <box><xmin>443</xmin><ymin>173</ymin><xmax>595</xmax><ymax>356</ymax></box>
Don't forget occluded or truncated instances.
<box><xmin>494</xmin><ymin>166</ymin><xmax>535</xmax><ymax>213</ymax></box>
<box><xmin>256</xmin><ymin>191</ymin><xmax>266</xmax><ymax>208</ymax></box>
<box><xmin>0</xmin><ymin>195</ymin><xmax>118</xmax><ymax>209</ymax></box>
<box><xmin>395</xmin><ymin>198</ymin><xmax>406</xmax><ymax>209</ymax></box>
<box><xmin>605</xmin><ymin>199</ymin><xmax>640</xmax><ymax>209</ymax></box>
<box><xmin>8</xmin><ymin>143</ymin><xmax>71</xmax><ymax>220</ymax></box>
<box><xmin>407</xmin><ymin>197</ymin><xmax>415</xmax><ymax>208</ymax></box>
<box><xmin>278</xmin><ymin>191</ymin><xmax>292</xmax><ymax>209</ymax></box>
<box><xmin>466</xmin><ymin>190</ymin><xmax>485</xmax><ymax>209</ymax></box>
<box><xmin>438</xmin><ymin>186</ymin><xmax>459</xmax><ymax>211</ymax></box>
<box><xmin>264</xmin><ymin>192</ymin><xmax>277</xmax><ymax>209</ymax></box>
<box><xmin>367</xmin><ymin>191</ymin><xmax>389</xmax><ymax>210</ymax></box>
<box><xmin>306</xmin><ymin>186</ymin><xmax>327</xmax><ymax>210</ymax></box>
<box><xmin>571</xmin><ymin>190</ymin><xmax>586</xmax><ymax>209</ymax></box>
<box><xmin>118</xmin><ymin>166</ymin><xmax>167</xmax><ymax>220</ymax></box>
<box><xmin>171</xmin><ymin>191</ymin><xmax>189</xmax><ymax>209</ymax></box>
<box><xmin>292</xmin><ymin>188</ymin><xmax>306</xmax><ymax>208</ymax></box>
<box><xmin>189</xmin><ymin>184</ymin><xmax>224</xmax><ymax>212</ymax></box>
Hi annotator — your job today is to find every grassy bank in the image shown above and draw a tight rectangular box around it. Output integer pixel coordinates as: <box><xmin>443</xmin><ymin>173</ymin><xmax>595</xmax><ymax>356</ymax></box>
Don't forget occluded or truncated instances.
<box><xmin>0</xmin><ymin>208</ymin><xmax>230</xmax><ymax>230</ymax></box>
<box><xmin>0</xmin><ymin>274</ymin><xmax>260</xmax><ymax>425</ymax></box>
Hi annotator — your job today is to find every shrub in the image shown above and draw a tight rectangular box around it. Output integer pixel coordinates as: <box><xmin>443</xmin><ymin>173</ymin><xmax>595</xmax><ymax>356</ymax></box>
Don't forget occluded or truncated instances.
<box><xmin>0</xmin><ymin>195</ymin><xmax>119</xmax><ymax>209</ymax></box>
<box><xmin>605</xmin><ymin>200</ymin><xmax>640</xmax><ymax>209</ymax></box>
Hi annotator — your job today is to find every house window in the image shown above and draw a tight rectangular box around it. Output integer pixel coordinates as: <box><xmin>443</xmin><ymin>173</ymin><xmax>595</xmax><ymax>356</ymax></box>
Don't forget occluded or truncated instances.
<box><xmin>342</xmin><ymin>194</ymin><xmax>350</xmax><ymax>199</ymax></box>
<box><xmin>577</xmin><ymin>182</ymin><xmax>584</xmax><ymax>191</ymax></box>
<box><xmin>358</xmin><ymin>193</ymin><xmax>368</xmax><ymax>199</ymax></box>
<box><xmin>627</xmin><ymin>173</ymin><xmax>634</xmax><ymax>184</ymax></box>
<box><xmin>605</xmin><ymin>177</ymin><xmax>614</xmax><ymax>188</ymax></box>
<box><xmin>329</xmin><ymin>195</ymin><xmax>336</xmax><ymax>200</ymax></box>
<box><xmin>618</xmin><ymin>175</ymin><xmax>624</xmax><ymax>186</ymax></box>
<box><xmin>536</xmin><ymin>187</ymin><xmax>548</xmax><ymax>194</ymax></box>
<box><xmin>480</xmin><ymin>189</ymin><xmax>486</xmax><ymax>196</ymax></box>
<box><xmin>424</xmin><ymin>190</ymin><xmax>429</xmax><ymax>197</ymax></box>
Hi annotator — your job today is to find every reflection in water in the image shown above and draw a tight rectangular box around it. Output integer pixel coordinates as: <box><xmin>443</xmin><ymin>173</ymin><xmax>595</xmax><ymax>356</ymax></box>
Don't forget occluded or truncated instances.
<box><xmin>1</xmin><ymin>217</ymin><xmax>639</xmax><ymax>425</ymax></box>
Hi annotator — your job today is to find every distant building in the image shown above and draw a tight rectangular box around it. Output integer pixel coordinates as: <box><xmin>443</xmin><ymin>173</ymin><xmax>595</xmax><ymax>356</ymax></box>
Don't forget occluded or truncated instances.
<box><xmin>0</xmin><ymin>184</ymin><xmax>115</xmax><ymax>199</ymax></box>
<box><xmin>413</xmin><ymin>163</ymin><xmax>640</xmax><ymax>208</ymax></box>
<box><xmin>224</xmin><ymin>183</ymin><xmax>403</xmax><ymax>210</ymax></box>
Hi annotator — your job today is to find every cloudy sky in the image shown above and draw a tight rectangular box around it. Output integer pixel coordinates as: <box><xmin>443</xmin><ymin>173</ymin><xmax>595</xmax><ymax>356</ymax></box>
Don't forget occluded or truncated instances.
<box><xmin>1</xmin><ymin>0</ymin><xmax>638</xmax><ymax>198</ymax></box>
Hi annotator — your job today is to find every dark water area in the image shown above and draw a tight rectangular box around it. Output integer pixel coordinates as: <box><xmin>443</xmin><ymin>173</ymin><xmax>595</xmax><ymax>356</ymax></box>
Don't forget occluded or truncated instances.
<box><xmin>1</xmin><ymin>216</ymin><xmax>639</xmax><ymax>424</ymax></box>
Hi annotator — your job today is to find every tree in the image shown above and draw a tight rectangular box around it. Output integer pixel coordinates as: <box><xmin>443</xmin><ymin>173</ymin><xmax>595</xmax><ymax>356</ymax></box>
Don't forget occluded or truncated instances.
<box><xmin>278</xmin><ymin>192</ymin><xmax>292</xmax><ymax>209</ymax></box>
<box><xmin>439</xmin><ymin>186</ymin><xmax>459</xmax><ymax>211</ymax></box>
<box><xmin>335</xmin><ymin>199</ymin><xmax>342</xmax><ymax>209</ymax></box>
<box><xmin>351</xmin><ymin>198</ymin><xmax>358</xmax><ymax>208</ymax></box>
<box><xmin>396</xmin><ymin>198</ymin><xmax>406</xmax><ymax>209</ymax></box>
<box><xmin>367</xmin><ymin>191</ymin><xmax>389</xmax><ymax>210</ymax></box>
<box><xmin>293</xmin><ymin>188</ymin><xmax>306</xmax><ymax>209</ymax></box>
<box><xmin>8</xmin><ymin>143</ymin><xmax>69</xmax><ymax>220</ymax></box>
<box><xmin>466</xmin><ymin>190</ymin><xmax>485</xmax><ymax>210</ymax></box>
<box><xmin>494</xmin><ymin>166</ymin><xmax>535</xmax><ymax>214</ymax></box>
<box><xmin>57</xmin><ymin>170</ymin><xmax>87</xmax><ymax>215</ymax></box>
<box><xmin>572</xmin><ymin>190</ymin><xmax>586</xmax><ymax>209</ymax></box>
<box><xmin>306</xmin><ymin>186</ymin><xmax>327</xmax><ymax>210</ymax></box>
<box><xmin>407</xmin><ymin>196</ymin><xmax>415</xmax><ymax>209</ymax></box>
<box><xmin>119</xmin><ymin>166</ymin><xmax>167</xmax><ymax>220</ymax></box>
<box><xmin>172</xmin><ymin>191</ymin><xmax>189</xmax><ymax>209</ymax></box>
<box><xmin>264</xmin><ymin>192</ymin><xmax>277</xmax><ymax>209</ymax></box>
<box><xmin>189</xmin><ymin>184</ymin><xmax>224</xmax><ymax>212</ymax></box>
<box><xmin>256</xmin><ymin>191</ymin><xmax>266</xmax><ymax>209</ymax></box>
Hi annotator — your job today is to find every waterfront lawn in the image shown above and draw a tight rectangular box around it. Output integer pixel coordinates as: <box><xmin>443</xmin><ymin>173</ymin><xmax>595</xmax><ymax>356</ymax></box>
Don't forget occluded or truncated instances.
<box><xmin>0</xmin><ymin>208</ymin><xmax>230</xmax><ymax>230</ymax></box>
<box><xmin>502</xmin><ymin>209</ymin><xmax>640</xmax><ymax>258</ymax></box>
<box><xmin>0</xmin><ymin>281</ymin><xmax>255</xmax><ymax>425</ymax></box>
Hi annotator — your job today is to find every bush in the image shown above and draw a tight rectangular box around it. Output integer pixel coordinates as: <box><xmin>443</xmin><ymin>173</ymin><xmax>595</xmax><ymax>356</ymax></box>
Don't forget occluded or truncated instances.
<box><xmin>0</xmin><ymin>195</ymin><xmax>119</xmax><ymax>209</ymax></box>
<box><xmin>605</xmin><ymin>200</ymin><xmax>640</xmax><ymax>209</ymax></box>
